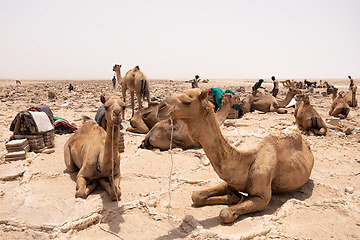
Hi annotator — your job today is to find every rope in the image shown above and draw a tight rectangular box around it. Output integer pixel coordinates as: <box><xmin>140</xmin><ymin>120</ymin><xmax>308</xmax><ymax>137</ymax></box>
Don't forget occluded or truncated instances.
<box><xmin>98</xmin><ymin>125</ymin><xmax>124</xmax><ymax>240</ymax></box>
<box><xmin>167</xmin><ymin>117</ymin><xmax>202</xmax><ymax>239</ymax></box>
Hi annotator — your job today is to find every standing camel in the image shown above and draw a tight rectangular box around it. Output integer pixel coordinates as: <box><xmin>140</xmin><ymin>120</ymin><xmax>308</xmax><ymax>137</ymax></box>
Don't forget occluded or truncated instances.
<box><xmin>64</xmin><ymin>94</ymin><xmax>125</xmax><ymax>200</ymax></box>
<box><xmin>113</xmin><ymin>64</ymin><xmax>150</xmax><ymax>117</ymax></box>
<box><xmin>168</xmin><ymin>89</ymin><xmax>314</xmax><ymax>223</ymax></box>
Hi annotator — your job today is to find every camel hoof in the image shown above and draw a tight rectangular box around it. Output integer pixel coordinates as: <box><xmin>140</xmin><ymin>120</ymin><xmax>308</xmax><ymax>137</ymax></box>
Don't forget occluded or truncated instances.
<box><xmin>191</xmin><ymin>191</ymin><xmax>205</xmax><ymax>206</ymax></box>
<box><xmin>75</xmin><ymin>191</ymin><xmax>87</xmax><ymax>199</ymax></box>
<box><xmin>219</xmin><ymin>208</ymin><xmax>237</xmax><ymax>224</ymax></box>
<box><xmin>110</xmin><ymin>190</ymin><xmax>122</xmax><ymax>201</ymax></box>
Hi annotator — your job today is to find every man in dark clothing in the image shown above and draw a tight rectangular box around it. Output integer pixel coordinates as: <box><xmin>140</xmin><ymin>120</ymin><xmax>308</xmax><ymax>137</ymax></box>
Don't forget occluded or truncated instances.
<box><xmin>270</xmin><ymin>76</ymin><xmax>279</xmax><ymax>97</ymax></box>
<box><xmin>252</xmin><ymin>79</ymin><xmax>264</xmax><ymax>95</ymax></box>
<box><xmin>112</xmin><ymin>75</ymin><xmax>116</xmax><ymax>89</ymax></box>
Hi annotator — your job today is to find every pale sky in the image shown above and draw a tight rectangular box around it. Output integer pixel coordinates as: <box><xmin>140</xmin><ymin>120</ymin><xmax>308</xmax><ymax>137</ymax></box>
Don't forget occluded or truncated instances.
<box><xmin>1</xmin><ymin>0</ymin><xmax>359</xmax><ymax>80</ymax></box>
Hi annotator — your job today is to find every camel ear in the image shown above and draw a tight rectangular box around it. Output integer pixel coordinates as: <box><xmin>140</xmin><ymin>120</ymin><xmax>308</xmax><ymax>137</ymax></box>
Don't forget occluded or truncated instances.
<box><xmin>199</xmin><ymin>90</ymin><xmax>208</xmax><ymax>102</ymax></box>
<box><xmin>100</xmin><ymin>94</ymin><xmax>106</xmax><ymax>104</ymax></box>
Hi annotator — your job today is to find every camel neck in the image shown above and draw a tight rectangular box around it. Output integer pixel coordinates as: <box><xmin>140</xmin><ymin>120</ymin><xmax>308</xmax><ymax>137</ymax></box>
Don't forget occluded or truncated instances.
<box><xmin>115</xmin><ymin>70</ymin><xmax>122</xmax><ymax>82</ymax></box>
<box><xmin>184</xmin><ymin>108</ymin><xmax>243</xmax><ymax>179</ymax></box>
<box><xmin>278</xmin><ymin>91</ymin><xmax>295</xmax><ymax>108</ymax></box>
<box><xmin>102</xmin><ymin>124</ymin><xmax>120</xmax><ymax>170</ymax></box>
<box><xmin>215</xmin><ymin>100</ymin><xmax>232</xmax><ymax>125</ymax></box>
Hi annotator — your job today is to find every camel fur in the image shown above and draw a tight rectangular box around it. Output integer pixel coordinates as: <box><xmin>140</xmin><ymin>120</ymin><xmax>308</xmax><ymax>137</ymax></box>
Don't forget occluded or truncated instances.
<box><xmin>126</xmin><ymin>96</ymin><xmax>179</xmax><ymax>134</ymax></box>
<box><xmin>169</xmin><ymin>89</ymin><xmax>314</xmax><ymax>223</ymax></box>
<box><xmin>113</xmin><ymin>64</ymin><xmax>150</xmax><ymax>117</ymax></box>
<box><xmin>345</xmin><ymin>86</ymin><xmax>357</xmax><ymax>107</ymax></box>
<box><xmin>242</xmin><ymin>88</ymin><xmax>301</xmax><ymax>114</ymax></box>
<box><xmin>294</xmin><ymin>94</ymin><xmax>327</xmax><ymax>135</ymax></box>
<box><xmin>329</xmin><ymin>87</ymin><xmax>350</xmax><ymax>119</ymax></box>
<box><xmin>64</xmin><ymin>94</ymin><xmax>125</xmax><ymax>200</ymax></box>
<box><xmin>140</xmin><ymin>93</ymin><xmax>241</xmax><ymax>150</ymax></box>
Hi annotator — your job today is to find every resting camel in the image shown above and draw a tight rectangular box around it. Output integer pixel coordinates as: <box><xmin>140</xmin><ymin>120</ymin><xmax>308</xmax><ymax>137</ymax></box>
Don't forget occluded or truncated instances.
<box><xmin>64</xmin><ymin>94</ymin><xmax>125</xmax><ymax>200</ymax></box>
<box><xmin>345</xmin><ymin>86</ymin><xmax>357</xmax><ymax>107</ymax></box>
<box><xmin>113</xmin><ymin>64</ymin><xmax>150</xmax><ymax>117</ymax></box>
<box><xmin>242</xmin><ymin>88</ymin><xmax>301</xmax><ymax>114</ymax></box>
<box><xmin>140</xmin><ymin>93</ymin><xmax>241</xmax><ymax>150</ymax></box>
<box><xmin>329</xmin><ymin>88</ymin><xmax>350</xmax><ymax>119</ymax></box>
<box><xmin>126</xmin><ymin>96</ymin><xmax>179</xmax><ymax>134</ymax></box>
<box><xmin>168</xmin><ymin>89</ymin><xmax>314</xmax><ymax>223</ymax></box>
<box><xmin>294</xmin><ymin>94</ymin><xmax>327</xmax><ymax>135</ymax></box>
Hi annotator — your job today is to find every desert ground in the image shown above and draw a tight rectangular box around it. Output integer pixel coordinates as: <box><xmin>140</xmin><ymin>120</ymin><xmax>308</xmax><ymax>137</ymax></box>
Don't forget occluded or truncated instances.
<box><xmin>0</xmin><ymin>77</ymin><xmax>359</xmax><ymax>240</ymax></box>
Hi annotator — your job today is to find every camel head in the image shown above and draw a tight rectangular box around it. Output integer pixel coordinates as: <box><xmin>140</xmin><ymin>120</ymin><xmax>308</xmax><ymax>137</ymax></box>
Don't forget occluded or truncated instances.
<box><xmin>338</xmin><ymin>91</ymin><xmax>345</xmax><ymax>98</ymax></box>
<box><xmin>156</xmin><ymin>96</ymin><xmax>180</xmax><ymax>120</ymax></box>
<box><xmin>100</xmin><ymin>94</ymin><xmax>125</xmax><ymax>126</ymax></box>
<box><xmin>241</xmin><ymin>95</ymin><xmax>253</xmax><ymax>113</ymax></box>
<box><xmin>296</xmin><ymin>94</ymin><xmax>310</xmax><ymax>105</ymax></box>
<box><xmin>288</xmin><ymin>87</ymin><xmax>302</xmax><ymax>97</ymax></box>
<box><xmin>332</xmin><ymin>87</ymin><xmax>338</xmax><ymax>96</ymax></box>
<box><xmin>170</xmin><ymin>89</ymin><xmax>210</xmax><ymax>121</ymax></box>
<box><xmin>221</xmin><ymin>93</ymin><xmax>241</xmax><ymax>107</ymax></box>
<box><xmin>112</xmin><ymin>64</ymin><xmax>121</xmax><ymax>72</ymax></box>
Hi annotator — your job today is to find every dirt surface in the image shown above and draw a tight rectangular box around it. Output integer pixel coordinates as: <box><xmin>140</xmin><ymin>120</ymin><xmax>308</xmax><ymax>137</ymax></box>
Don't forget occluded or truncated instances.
<box><xmin>0</xmin><ymin>78</ymin><xmax>359</xmax><ymax>240</ymax></box>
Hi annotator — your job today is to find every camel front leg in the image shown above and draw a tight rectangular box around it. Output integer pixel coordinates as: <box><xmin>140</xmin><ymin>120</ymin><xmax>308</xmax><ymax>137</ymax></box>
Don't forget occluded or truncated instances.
<box><xmin>75</xmin><ymin>176</ymin><xmax>98</xmax><ymax>199</ymax></box>
<box><xmin>270</xmin><ymin>104</ymin><xmax>287</xmax><ymax>114</ymax></box>
<box><xmin>98</xmin><ymin>172</ymin><xmax>121</xmax><ymax>201</ymax></box>
<box><xmin>219</xmin><ymin>184</ymin><xmax>272</xmax><ymax>223</ymax></box>
<box><xmin>192</xmin><ymin>182</ymin><xmax>243</xmax><ymax>206</ymax></box>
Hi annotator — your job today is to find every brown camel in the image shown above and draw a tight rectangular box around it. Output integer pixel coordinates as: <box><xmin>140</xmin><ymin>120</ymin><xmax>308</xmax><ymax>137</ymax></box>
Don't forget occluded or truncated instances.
<box><xmin>113</xmin><ymin>64</ymin><xmax>150</xmax><ymax>117</ymax></box>
<box><xmin>64</xmin><ymin>94</ymin><xmax>125</xmax><ymax>200</ymax></box>
<box><xmin>126</xmin><ymin>96</ymin><xmax>179</xmax><ymax>134</ymax></box>
<box><xmin>345</xmin><ymin>86</ymin><xmax>357</xmax><ymax>107</ymax></box>
<box><xmin>140</xmin><ymin>93</ymin><xmax>241</xmax><ymax>150</ymax></box>
<box><xmin>242</xmin><ymin>88</ymin><xmax>301</xmax><ymax>114</ymax></box>
<box><xmin>168</xmin><ymin>89</ymin><xmax>314</xmax><ymax>223</ymax></box>
<box><xmin>329</xmin><ymin>88</ymin><xmax>350</xmax><ymax>119</ymax></box>
<box><xmin>294</xmin><ymin>94</ymin><xmax>327</xmax><ymax>135</ymax></box>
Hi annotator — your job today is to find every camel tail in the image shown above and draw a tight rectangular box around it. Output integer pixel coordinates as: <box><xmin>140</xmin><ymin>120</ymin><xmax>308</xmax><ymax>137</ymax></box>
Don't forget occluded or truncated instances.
<box><xmin>139</xmin><ymin>135</ymin><xmax>152</xmax><ymax>149</ymax></box>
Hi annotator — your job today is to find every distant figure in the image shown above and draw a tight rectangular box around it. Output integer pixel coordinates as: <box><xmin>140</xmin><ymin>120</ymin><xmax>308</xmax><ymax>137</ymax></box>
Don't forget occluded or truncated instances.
<box><xmin>252</xmin><ymin>79</ymin><xmax>264</xmax><ymax>95</ymax></box>
<box><xmin>348</xmin><ymin>75</ymin><xmax>354</xmax><ymax>88</ymax></box>
<box><xmin>191</xmin><ymin>75</ymin><xmax>200</xmax><ymax>88</ymax></box>
<box><xmin>112</xmin><ymin>75</ymin><xmax>116</xmax><ymax>89</ymax></box>
<box><xmin>68</xmin><ymin>83</ymin><xmax>74</xmax><ymax>91</ymax></box>
<box><xmin>270</xmin><ymin>76</ymin><xmax>279</xmax><ymax>97</ymax></box>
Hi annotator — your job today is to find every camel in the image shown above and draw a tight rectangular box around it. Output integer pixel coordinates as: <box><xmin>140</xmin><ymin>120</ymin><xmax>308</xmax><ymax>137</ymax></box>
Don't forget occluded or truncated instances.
<box><xmin>140</xmin><ymin>93</ymin><xmax>241</xmax><ymax>150</ymax></box>
<box><xmin>126</xmin><ymin>96</ymin><xmax>179</xmax><ymax>134</ymax></box>
<box><xmin>345</xmin><ymin>86</ymin><xmax>357</xmax><ymax>107</ymax></box>
<box><xmin>242</xmin><ymin>88</ymin><xmax>301</xmax><ymax>114</ymax></box>
<box><xmin>167</xmin><ymin>89</ymin><xmax>314</xmax><ymax>223</ymax></box>
<box><xmin>329</xmin><ymin>88</ymin><xmax>350</xmax><ymax>119</ymax></box>
<box><xmin>64</xmin><ymin>94</ymin><xmax>125</xmax><ymax>200</ymax></box>
<box><xmin>113</xmin><ymin>64</ymin><xmax>150</xmax><ymax>117</ymax></box>
<box><xmin>294</xmin><ymin>94</ymin><xmax>327</xmax><ymax>135</ymax></box>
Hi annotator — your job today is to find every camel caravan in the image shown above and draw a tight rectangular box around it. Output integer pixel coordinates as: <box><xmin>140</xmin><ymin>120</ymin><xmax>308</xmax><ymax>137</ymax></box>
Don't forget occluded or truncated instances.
<box><xmin>62</xmin><ymin>66</ymin><xmax>358</xmax><ymax>223</ymax></box>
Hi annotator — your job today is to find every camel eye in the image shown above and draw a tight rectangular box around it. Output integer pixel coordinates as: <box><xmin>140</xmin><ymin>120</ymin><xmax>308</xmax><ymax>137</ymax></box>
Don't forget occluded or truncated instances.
<box><xmin>183</xmin><ymin>100</ymin><xmax>191</xmax><ymax>106</ymax></box>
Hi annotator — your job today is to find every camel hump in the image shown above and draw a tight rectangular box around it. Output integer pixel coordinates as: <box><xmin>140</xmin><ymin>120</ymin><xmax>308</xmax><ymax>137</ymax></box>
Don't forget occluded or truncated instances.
<box><xmin>133</xmin><ymin>65</ymin><xmax>140</xmax><ymax>72</ymax></box>
<box><xmin>81</xmin><ymin>115</ymin><xmax>94</xmax><ymax>124</ymax></box>
<box><xmin>281</xmin><ymin>126</ymin><xmax>302</xmax><ymax>142</ymax></box>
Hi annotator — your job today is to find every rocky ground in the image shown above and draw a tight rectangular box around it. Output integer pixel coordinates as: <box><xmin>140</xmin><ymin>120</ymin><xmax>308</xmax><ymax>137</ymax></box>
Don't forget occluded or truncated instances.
<box><xmin>0</xmin><ymin>78</ymin><xmax>359</xmax><ymax>240</ymax></box>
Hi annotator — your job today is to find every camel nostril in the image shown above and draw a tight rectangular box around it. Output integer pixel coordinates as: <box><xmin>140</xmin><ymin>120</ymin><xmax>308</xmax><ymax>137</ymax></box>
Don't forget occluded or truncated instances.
<box><xmin>113</xmin><ymin>109</ymin><xmax>121</xmax><ymax>116</ymax></box>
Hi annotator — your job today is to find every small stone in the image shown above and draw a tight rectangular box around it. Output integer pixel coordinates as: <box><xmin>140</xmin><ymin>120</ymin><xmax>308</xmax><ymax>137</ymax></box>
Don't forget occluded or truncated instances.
<box><xmin>345</xmin><ymin>187</ymin><xmax>355</xmax><ymax>194</ymax></box>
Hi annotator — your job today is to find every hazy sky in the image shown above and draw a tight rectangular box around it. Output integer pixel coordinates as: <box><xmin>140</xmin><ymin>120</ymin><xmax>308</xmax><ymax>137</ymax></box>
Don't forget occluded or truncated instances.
<box><xmin>1</xmin><ymin>0</ymin><xmax>359</xmax><ymax>80</ymax></box>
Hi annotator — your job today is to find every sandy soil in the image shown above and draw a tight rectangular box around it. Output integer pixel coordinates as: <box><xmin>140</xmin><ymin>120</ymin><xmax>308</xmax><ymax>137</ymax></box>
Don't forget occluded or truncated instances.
<box><xmin>0</xmin><ymin>78</ymin><xmax>359</xmax><ymax>240</ymax></box>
